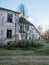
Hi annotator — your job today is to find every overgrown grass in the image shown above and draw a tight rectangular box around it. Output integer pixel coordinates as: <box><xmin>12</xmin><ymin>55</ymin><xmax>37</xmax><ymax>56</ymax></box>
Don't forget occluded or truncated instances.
<box><xmin>35</xmin><ymin>46</ymin><xmax>49</xmax><ymax>55</ymax></box>
<box><xmin>0</xmin><ymin>48</ymin><xmax>36</xmax><ymax>55</ymax></box>
<box><xmin>0</xmin><ymin>40</ymin><xmax>49</xmax><ymax>55</ymax></box>
<box><xmin>0</xmin><ymin>62</ymin><xmax>49</xmax><ymax>65</ymax></box>
<box><xmin>5</xmin><ymin>40</ymin><xmax>43</xmax><ymax>50</ymax></box>
<box><xmin>0</xmin><ymin>46</ymin><xmax>49</xmax><ymax>55</ymax></box>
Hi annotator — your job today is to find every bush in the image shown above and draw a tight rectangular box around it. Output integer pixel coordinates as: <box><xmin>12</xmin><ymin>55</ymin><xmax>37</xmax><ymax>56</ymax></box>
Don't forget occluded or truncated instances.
<box><xmin>6</xmin><ymin>43</ymin><xmax>17</xmax><ymax>50</ymax></box>
<box><xmin>17</xmin><ymin>40</ymin><xmax>43</xmax><ymax>48</ymax></box>
<box><xmin>31</xmin><ymin>40</ymin><xmax>43</xmax><ymax>48</ymax></box>
<box><xmin>5</xmin><ymin>40</ymin><xmax>43</xmax><ymax>50</ymax></box>
<box><xmin>35</xmin><ymin>46</ymin><xmax>49</xmax><ymax>55</ymax></box>
<box><xmin>17</xmin><ymin>40</ymin><xmax>31</xmax><ymax>48</ymax></box>
<box><xmin>45</xmin><ymin>40</ymin><xmax>49</xmax><ymax>43</ymax></box>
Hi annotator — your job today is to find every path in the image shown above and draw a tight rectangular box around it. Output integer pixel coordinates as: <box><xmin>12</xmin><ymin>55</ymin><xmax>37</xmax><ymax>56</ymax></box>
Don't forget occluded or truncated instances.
<box><xmin>0</xmin><ymin>55</ymin><xmax>49</xmax><ymax>62</ymax></box>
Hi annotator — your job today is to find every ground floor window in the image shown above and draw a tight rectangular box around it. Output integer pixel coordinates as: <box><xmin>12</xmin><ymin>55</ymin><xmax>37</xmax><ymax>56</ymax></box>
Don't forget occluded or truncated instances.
<box><xmin>7</xmin><ymin>29</ymin><xmax>12</xmax><ymax>38</ymax></box>
<box><xmin>21</xmin><ymin>35</ymin><xmax>24</xmax><ymax>39</ymax></box>
<box><xmin>0</xmin><ymin>29</ymin><xmax>3</xmax><ymax>37</ymax></box>
<box><xmin>29</xmin><ymin>37</ymin><xmax>31</xmax><ymax>39</ymax></box>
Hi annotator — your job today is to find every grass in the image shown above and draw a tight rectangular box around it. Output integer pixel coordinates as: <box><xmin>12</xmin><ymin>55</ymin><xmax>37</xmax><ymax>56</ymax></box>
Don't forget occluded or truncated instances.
<box><xmin>0</xmin><ymin>62</ymin><xmax>49</xmax><ymax>65</ymax></box>
<box><xmin>0</xmin><ymin>46</ymin><xmax>49</xmax><ymax>55</ymax></box>
<box><xmin>0</xmin><ymin>40</ymin><xmax>49</xmax><ymax>55</ymax></box>
<box><xmin>0</xmin><ymin>48</ymin><xmax>35</xmax><ymax>55</ymax></box>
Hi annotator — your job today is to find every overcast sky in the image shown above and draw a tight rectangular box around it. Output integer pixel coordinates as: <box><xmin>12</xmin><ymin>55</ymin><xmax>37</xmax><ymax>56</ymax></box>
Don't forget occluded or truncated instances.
<box><xmin>0</xmin><ymin>0</ymin><xmax>49</xmax><ymax>31</ymax></box>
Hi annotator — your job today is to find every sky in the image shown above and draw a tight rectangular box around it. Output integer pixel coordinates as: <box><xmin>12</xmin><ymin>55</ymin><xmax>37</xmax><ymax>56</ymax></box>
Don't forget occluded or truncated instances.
<box><xmin>0</xmin><ymin>0</ymin><xmax>49</xmax><ymax>31</ymax></box>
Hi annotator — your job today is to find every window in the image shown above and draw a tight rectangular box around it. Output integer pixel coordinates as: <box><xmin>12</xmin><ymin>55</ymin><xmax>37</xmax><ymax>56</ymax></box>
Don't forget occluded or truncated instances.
<box><xmin>1</xmin><ymin>30</ymin><xmax>3</xmax><ymax>36</ymax></box>
<box><xmin>20</xmin><ymin>25</ymin><xmax>24</xmax><ymax>30</ymax></box>
<box><xmin>21</xmin><ymin>35</ymin><xmax>24</xmax><ymax>39</ymax></box>
<box><xmin>7</xmin><ymin>30</ymin><xmax>12</xmax><ymax>38</ymax></box>
<box><xmin>0</xmin><ymin>30</ymin><xmax>3</xmax><ymax>36</ymax></box>
<box><xmin>20</xmin><ymin>25</ymin><xmax>22</xmax><ymax>30</ymax></box>
<box><xmin>29</xmin><ymin>37</ymin><xmax>31</xmax><ymax>39</ymax></box>
<box><xmin>7</xmin><ymin>13</ymin><xmax>13</xmax><ymax>22</ymax></box>
<box><xmin>27</xmin><ymin>26</ymin><xmax>29</xmax><ymax>30</ymax></box>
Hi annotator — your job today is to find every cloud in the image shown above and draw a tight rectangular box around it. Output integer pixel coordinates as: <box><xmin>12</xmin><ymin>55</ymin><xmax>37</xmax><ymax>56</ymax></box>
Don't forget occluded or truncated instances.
<box><xmin>26</xmin><ymin>17</ymin><xmax>34</xmax><ymax>22</ymax></box>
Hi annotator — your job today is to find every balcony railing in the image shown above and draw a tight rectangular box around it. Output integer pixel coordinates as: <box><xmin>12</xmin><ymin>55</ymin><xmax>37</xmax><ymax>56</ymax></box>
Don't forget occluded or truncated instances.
<box><xmin>19</xmin><ymin>29</ymin><xmax>26</xmax><ymax>33</ymax></box>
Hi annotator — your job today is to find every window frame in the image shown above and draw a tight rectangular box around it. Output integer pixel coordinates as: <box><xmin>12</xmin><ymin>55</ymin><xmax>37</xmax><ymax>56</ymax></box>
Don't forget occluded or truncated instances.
<box><xmin>20</xmin><ymin>25</ymin><xmax>24</xmax><ymax>30</ymax></box>
<box><xmin>26</xmin><ymin>26</ymin><xmax>29</xmax><ymax>30</ymax></box>
<box><xmin>7</xmin><ymin>29</ymin><xmax>12</xmax><ymax>38</ymax></box>
<box><xmin>7</xmin><ymin>13</ymin><xmax>13</xmax><ymax>23</ymax></box>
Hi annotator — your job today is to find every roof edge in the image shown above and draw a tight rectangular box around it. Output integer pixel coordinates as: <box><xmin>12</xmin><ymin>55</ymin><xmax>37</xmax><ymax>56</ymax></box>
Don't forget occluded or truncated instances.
<box><xmin>0</xmin><ymin>7</ymin><xmax>20</xmax><ymax>14</ymax></box>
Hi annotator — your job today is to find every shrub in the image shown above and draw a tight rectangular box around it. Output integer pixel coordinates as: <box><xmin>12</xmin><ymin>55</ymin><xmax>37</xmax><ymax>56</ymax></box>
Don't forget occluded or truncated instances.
<box><xmin>17</xmin><ymin>40</ymin><xmax>31</xmax><ymax>48</ymax></box>
<box><xmin>35</xmin><ymin>46</ymin><xmax>49</xmax><ymax>55</ymax></box>
<box><xmin>6</xmin><ymin>43</ymin><xmax>17</xmax><ymax>50</ymax></box>
<box><xmin>5</xmin><ymin>40</ymin><xmax>43</xmax><ymax>50</ymax></box>
<box><xmin>31</xmin><ymin>40</ymin><xmax>43</xmax><ymax>48</ymax></box>
<box><xmin>17</xmin><ymin>40</ymin><xmax>43</xmax><ymax>49</ymax></box>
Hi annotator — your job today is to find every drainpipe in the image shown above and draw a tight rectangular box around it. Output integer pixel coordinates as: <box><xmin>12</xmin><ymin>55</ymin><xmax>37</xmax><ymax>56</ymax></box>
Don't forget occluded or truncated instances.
<box><xmin>15</xmin><ymin>14</ymin><xmax>16</xmax><ymax>44</ymax></box>
<box><xmin>26</xmin><ymin>25</ymin><xmax>27</xmax><ymax>40</ymax></box>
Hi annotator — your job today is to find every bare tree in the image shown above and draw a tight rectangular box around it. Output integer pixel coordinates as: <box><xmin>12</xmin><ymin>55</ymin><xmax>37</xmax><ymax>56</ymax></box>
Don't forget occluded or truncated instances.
<box><xmin>19</xmin><ymin>4</ymin><xmax>27</xmax><ymax>16</ymax></box>
<box><xmin>18</xmin><ymin>4</ymin><xmax>28</xmax><ymax>39</ymax></box>
<box><xmin>44</xmin><ymin>29</ymin><xmax>49</xmax><ymax>41</ymax></box>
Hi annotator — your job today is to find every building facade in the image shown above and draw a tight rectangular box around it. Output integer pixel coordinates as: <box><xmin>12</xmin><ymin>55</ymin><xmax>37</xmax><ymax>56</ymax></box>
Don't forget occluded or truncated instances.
<box><xmin>0</xmin><ymin>8</ymin><xmax>41</xmax><ymax>45</ymax></box>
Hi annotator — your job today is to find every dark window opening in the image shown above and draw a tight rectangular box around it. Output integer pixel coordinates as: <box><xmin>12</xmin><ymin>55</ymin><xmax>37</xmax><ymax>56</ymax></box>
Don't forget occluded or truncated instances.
<box><xmin>7</xmin><ymin>30</ymin><xmax>12</xmax><ymax>38</ymax></box>
<box><xmin>20</xmin><ymin>25</ymin><xmax>24</xmax><ymax>30</ymax></box>
<box><xmin>20</xmin><ymin>25</ymin><xmax>22</xmax><ymax>30</ymax></box>
<box><xmin>29</xmin><ymin>37</ymin><xmax>31</xmax><ymax>39</ymax></box>
<box><xmin>7</xmin><ymin>13</ymin><xmax>13</xmax><ymax>23</ymax></box>
<box><xmin>27</xmin><ymin>26</ymin><xmax>29</xmax><ymax>30</ymax></box>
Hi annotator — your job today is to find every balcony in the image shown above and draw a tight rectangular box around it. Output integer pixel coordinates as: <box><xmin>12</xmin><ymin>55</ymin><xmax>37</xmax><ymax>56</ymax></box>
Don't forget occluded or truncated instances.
<box><xmin>19</xmin><ymin>24</ymin><xmax>26</xmax><ymax>33</ymax></box>
<box><xmin>19</xmin><ymin>29</ymin><xmax>26</xmax><ymax>33</ymax></box>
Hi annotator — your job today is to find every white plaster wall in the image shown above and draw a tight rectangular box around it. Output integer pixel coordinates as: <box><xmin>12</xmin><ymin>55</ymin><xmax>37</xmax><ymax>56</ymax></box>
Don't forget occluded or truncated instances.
<box><xmin>0</xmin><ymin>10</ymin><xmax>4</xmax><ymax>25</ymax></box>
<box><xmin>26</xmin><ymin>25</ymin><xmax>33</xmax><ymax>39</ymax></box>
<box><xmin>0</xmin><ymin>10</ymin><xmax>20</xmax><ymax>44</ymax></box>
<box><xmin>33</xmin><ymin>28</ymin><xmax>39</xmax><ymax>40</ymax></box>
<box><xmin>0</xmin><ymin>9</ymin><xmax>41</xmax><ymax>45</ymax></box>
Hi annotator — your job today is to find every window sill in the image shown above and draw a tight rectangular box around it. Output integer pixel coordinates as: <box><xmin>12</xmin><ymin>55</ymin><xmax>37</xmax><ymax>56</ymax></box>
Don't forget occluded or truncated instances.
<box><xmin>6</xmin><ymin>21</ymin><xmax>13</xmax><ymax>23</ymax></box>
<box><xmin>6</xmin><ymin>38</ymin><xmax>12</xmax><ymax>39</ymax></box>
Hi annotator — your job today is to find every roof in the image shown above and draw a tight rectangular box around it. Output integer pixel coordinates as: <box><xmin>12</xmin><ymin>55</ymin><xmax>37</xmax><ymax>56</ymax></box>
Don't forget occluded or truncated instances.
<box><xmin>0</xmin><ymin>7</ymin><xmax>40</xmax><ymax>34</ymax></box>
<box><xmin>19</xmin><ymin>17</ymin><xmax>34</xmax><ymax>25</ymax></box>
<box><xmin>0</xmin><ymin>7</ymin><xmax>20</xmax><ymax>14</ymax></box>
<box><xmin>19</xmin><ymin>17</ymin><xmax>40</xmax><ymax>33</ymax></box>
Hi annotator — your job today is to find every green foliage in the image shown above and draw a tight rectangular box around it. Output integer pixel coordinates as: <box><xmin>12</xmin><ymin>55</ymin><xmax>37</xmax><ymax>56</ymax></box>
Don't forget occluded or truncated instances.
<box><xmin>17</xmin><ymin>40</ymin><xmax>31</xmax><ymax>48</ymax></box>
<box><xmin>17</xmin><ymin>40</ymin><xmax>42</xmax><ymax>48</ymax></box>
<box><xmin>35</xmin><ymin>46</ymin><xmax>49</xmax><ymax>55</ymax></box>
<box><xmin>31</xmin><ymin>40</ymin><xmax>43</xmax><ymax>48</ymax></box>
<box><xmin>0</xmin><ymin>43</ymin><xmax>49</xmax><ymax>55</ymax></box>
<box><xmin>5</xmin><ymin>40</ymin><xmax>43</xmax><ymax>50</ymax></box>
<box><xmin>6</xmin><ymin>44</ymin><xmax>17</xmax><ymax>50</ymax></box>
<box><xmin>0</xmin><ymin>43</ymin><xmax>4</xmax><ymax>46</ymax></box>
<box><xmin>45</xmin><ymin>40</ymin><xmax>49</xmax><ymax>43</ymax></box>
<box><xmin>0</xmin><ymin>62</ymin><xmax>49</xmax><ymax>65</ymax></box>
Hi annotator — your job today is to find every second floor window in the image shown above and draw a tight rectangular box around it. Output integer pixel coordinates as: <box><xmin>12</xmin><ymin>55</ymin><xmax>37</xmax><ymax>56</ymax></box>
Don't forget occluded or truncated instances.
<box><xmin>20</xmin><ymin>25</ymin><xmax>24</xmax><ymax>30</ymax></box>
<box><xmin>7</xmin><ymin>13</ymin><xmax>13</xmax><ymax>23</ymax></box>
<box><xmin>27</xmin><ymin>26</ymin><xmax>29</xmax><ymax>30</ymax></box>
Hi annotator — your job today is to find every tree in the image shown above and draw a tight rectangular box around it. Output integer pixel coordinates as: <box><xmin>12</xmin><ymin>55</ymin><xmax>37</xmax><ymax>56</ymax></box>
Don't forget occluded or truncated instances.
<box><xmin>44</xmin><ymin>29</ymin><xmax>49</xmax><ymax>41</ymax></box>
<box><xmin>18</xmin><ymin>4</ymin><xmax>27</xmax><ymax>16</ymax></box>
<box><xmin>18</xmin><ymin>4</ymin><xmax>28</xmax><ymax>39</ymax></box>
